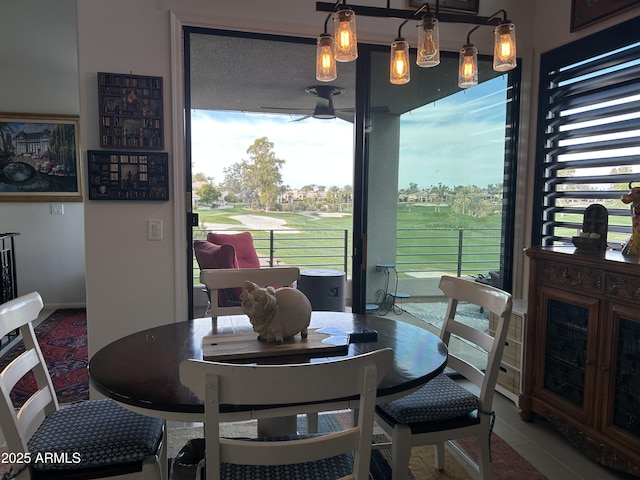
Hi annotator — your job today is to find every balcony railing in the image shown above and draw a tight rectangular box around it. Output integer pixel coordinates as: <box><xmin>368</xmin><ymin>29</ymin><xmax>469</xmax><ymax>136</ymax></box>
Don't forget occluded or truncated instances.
<box><xmin>396</xmin><ymin>228</ymin><xmax>501</xmax><ymax>277</ymax></box>
<box><xmin>192</xmin><ymin>227</ymin><xmax>501</xmax><ymax>283</ymax></box>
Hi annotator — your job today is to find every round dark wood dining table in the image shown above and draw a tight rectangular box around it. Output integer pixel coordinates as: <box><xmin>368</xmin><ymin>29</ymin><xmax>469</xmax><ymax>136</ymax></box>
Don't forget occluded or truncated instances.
<box><xmin>89</xmin><ymin>311</ymin><xmax>448</xmax><ymax>422</ymax></box>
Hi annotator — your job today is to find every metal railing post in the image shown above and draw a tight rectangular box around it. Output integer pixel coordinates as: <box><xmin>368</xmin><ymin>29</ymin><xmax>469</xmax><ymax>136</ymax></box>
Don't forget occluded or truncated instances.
<box><xmin>343</xmin><ymin>229</ymin><xmax>348</xmax><ymax>272</ymax></box>
<box><xmin>457</xmin><ymin>229</ymin><xmax>464</xmax><ymax>277</ymax></box>
<box><xmin>269</xmin><ymin>230</ymin><xmax>275</xmax><ymax>267</ymax></box>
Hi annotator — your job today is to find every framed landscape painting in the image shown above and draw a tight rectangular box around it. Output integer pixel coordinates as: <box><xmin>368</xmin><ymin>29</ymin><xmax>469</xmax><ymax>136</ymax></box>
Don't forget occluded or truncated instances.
<box><xmin>571</xmin><ymin>0</ymin><xmax>640</xmax><ymax>31</ymax></box>
<box><xmin>0</xmin><ymin>113</ymin><xmax>82</xmax><ymax>201</ymax></box>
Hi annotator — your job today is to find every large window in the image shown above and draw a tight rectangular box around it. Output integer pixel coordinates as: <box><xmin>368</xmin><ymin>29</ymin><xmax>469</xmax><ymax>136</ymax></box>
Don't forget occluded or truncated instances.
<box><xmin>363</xmin><ymin>45</ymin><xmax>519</xmax><ymax>303</ymax></box>
<box><xmin>533</xmin><ymin>17</ymin><xmax>640</xmax><ymax>247</ymax></box>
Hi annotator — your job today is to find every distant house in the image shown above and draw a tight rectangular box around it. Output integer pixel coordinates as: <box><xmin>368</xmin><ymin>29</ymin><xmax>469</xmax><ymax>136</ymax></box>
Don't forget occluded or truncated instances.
<box><xmin>14</xmin><ymin>129</ymin><xmax>50</xmax><ymax>155</ymax></box>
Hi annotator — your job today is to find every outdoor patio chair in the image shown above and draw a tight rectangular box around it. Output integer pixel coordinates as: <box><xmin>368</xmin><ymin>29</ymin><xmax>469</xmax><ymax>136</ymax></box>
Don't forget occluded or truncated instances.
<box><xmin>199</xmin><ymin>266</ymin><xmax>300</xmax><ymax>318</ymax></box>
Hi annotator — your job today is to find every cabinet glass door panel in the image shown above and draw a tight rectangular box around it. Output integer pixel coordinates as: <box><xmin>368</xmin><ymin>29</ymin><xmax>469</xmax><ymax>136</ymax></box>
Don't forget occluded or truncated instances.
<box><xmin>544</xmin><ymin>298</ymin><xmax>589</xmax><ymax>406</ymax></box>
<box><xmin>539</xmin><ymin>286</ymin><xmax>599</xmax><ymax>421</ymax></box>
<box><xmin>613</xmin><ymin>317</ymin><xmax>640</xmax><ymax>436</ymax></box>
<box><xmin>603</xmin><ymin>302</ymin><xmax>640</xmax><ymax>443</ymax></box>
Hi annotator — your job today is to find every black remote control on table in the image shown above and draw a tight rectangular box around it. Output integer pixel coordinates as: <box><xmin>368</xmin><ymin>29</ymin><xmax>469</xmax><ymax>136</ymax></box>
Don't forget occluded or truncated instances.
<box><xmin>348</xmin><ymin>330</ymin><xmax>378</xmax><ymax>343</ymax></box>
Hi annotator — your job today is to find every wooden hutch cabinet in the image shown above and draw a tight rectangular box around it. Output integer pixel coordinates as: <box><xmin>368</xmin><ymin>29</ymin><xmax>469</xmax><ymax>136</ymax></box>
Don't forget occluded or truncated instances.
<box><xmin>522</xmin><ymin>246</ymin><xmax>640</xmax><ymax>477</ymax></box>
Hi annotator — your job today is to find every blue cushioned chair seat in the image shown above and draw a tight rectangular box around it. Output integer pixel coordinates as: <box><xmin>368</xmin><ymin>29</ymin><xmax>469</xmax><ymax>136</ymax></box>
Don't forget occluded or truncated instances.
<box><xmin>220</xmin><ymin>454</ymin><xmax>353</xmax><ymax>479</ymax></box>
<box><xmin>179</xmin><ymin>434</ymin><xmax>354</xmax><ymax>479</ymax></box>
<box><xmin>377</xmin><ymin>373</ymin><xmax>478</xmax><ymax>424</ymax></box>
<box><xmin>27</xmin><ymin>399</ymin><xmax>164</xmax><ymax>471</ymax></box>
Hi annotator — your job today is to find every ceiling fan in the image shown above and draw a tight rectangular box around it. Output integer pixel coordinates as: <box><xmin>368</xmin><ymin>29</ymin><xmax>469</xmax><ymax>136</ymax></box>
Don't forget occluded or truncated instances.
<box><xmin>260</xmin><ymin>85</ymin><xmax>388</xmax><ymax>122</ymax></box>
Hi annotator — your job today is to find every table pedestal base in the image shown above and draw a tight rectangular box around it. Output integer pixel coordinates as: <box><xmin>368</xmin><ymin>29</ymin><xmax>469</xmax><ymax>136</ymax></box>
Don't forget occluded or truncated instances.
<box><xmin>257</xmin><ymin>415</ymin><xmax>298</xmax><ymax>437</ymax></box>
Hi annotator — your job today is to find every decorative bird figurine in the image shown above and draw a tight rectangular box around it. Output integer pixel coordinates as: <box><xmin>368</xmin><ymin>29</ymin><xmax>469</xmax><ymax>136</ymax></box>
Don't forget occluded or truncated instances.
<box><xmin>620</xmin><ymin>182</ymin><xmax>640</xmax><ymax>256</ymax></box>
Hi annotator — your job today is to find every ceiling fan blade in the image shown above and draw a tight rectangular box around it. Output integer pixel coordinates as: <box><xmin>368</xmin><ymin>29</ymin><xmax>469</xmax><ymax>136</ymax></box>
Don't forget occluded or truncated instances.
<box><xmin>290</xmin><ymin>114</ymin><xmax>313</xmax><ymax>122</ymax></box>
<box><xmin>260</xmin><ymin>106</ymin><xmax>313</xmax><ymax>113</ymax></box>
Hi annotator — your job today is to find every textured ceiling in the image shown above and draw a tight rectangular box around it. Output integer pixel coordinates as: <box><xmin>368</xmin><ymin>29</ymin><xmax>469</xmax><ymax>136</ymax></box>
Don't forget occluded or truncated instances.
<box><xmin>188</xmin><ymin>32</ymin><xmax>501</xmax><ymax>119</ymax></box>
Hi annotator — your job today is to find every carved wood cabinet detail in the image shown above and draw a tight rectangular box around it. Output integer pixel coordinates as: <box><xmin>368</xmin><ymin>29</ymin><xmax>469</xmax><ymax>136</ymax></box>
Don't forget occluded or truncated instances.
<box><xmin>522</xmin><ymin>246</ymin><xmax>640</xmax><ymax>478</ymax></box>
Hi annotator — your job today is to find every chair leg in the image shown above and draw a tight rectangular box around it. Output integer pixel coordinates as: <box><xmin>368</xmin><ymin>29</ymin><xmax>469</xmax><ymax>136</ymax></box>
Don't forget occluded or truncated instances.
<box><xmin>159</xmin><ymin>423</ymin><xmax>168</xmax><ymax>480</ymax></box>
<box><xmin>476</xmin><ymin>435</ymin><xmax>493</xmax><ymax>480</ymax></box>
<box><xmin>391</xmin><ymin>424</ymin><xmax>412</xmax><ymax>480</ymax></box>
<box><xmin>142</xmin><ymin>455</ymin><xmax>163</xmax><ymax>480</ymax></box>
<box><xmin>143</xmin><ymin>421</ymin><xmax>166</xmax><ymax>480</ymax></box>
<box><xmin>434</xmin><ymin>441</ymin><xmax>445</xmax><ymax>470</ymax></box>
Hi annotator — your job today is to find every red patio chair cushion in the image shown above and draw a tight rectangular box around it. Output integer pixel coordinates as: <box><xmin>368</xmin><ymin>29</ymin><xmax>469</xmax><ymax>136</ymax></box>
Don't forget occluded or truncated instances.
<box><xmin>207</xmin><ymin>232</ymin><xmax>260</xmax><ymax>268</ymax></box>
<box><xmin>193</xmin><ymin>240</ymin><xmax>241</xmax><ymax>307</ymax></box>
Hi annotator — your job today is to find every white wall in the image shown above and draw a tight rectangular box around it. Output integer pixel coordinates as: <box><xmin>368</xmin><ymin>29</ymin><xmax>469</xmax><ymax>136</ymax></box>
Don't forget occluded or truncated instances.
<box><xmin>0</xmin><ymin>0</ymin><xmax>85</xmax><ymax>308</ymax></box>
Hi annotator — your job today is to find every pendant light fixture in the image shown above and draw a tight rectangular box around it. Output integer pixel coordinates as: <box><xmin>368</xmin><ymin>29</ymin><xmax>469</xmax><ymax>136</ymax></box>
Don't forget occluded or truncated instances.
<box><xmin>315</xmin><ymin>3</ymin><xmax>517</xmax><ymax>87</ymax></box>
<box><xmin>490</xmin><ymin>10</ymin><xmax>516</xmax><ymax>72</ymax></box>
<box><xmin>316</xmin><ymin>14</ymin><xmax>337</xmax><ymax>82</ymax></box>
<box><xmin>417</xmin><ymin>11</ymin><xmax>440</xmax><ymax>68</ymax></box>
<box><xmin>333</xmin><ymin>1</ymin><xmax>357</xmax><ymax>62</ymax></box>
<box><xmin>458</xmin><ymin>26</ymin><xmax>479</xmax><ymax>89</ymax></box>
<box><xmin>390</xmin><ymin>20</ymin><xmax>410</xmax><ymax>85</ymax></box>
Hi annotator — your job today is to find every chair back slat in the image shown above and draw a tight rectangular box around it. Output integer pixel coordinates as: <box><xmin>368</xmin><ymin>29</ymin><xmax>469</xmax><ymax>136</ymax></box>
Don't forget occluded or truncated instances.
<box><xmin>1</xmin><ymin>349</ymin><xmax>39</xmax><ymax>392</ymax></box>
<box><xmin>200</xmin><ymin>267</ymin><xmax>300</xmax><ymax>317</ymax></box>
<box><xmin>180</xmin><ymin>348</ymin><xmax>393</xmax><ymax>480</ymax></box>
<box><xmin>0</xmin><ymin>292</ymin><xmax>59</xmax><ymax>455</ymax></box>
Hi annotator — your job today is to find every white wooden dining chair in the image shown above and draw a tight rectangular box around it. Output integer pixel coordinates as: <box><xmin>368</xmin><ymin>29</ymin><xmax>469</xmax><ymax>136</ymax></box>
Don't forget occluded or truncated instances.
<box><xmin>0</xmin><ymin>292</ymin><xmax>166</xmax><ymax>480</ymax></box>
<box><xmin>179</xmin><ymin>348</ymin><xmax>393</xmax><ymax>480</ymax></box>
<box><xmin>374</xmin><ymin>275</ymin><xmax>512</xmax><ymax>480</ymax></box>
<box><xmin>200</xmin><ymin>266</ymin><xmax>301</xmax><ymax>318</ymax></box>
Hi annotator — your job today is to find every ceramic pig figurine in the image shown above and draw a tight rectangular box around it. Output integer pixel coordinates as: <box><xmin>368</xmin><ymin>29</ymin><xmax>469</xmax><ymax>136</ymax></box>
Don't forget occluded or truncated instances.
<box><xmin>240</xmin><ymin>281</ymin><xmax>312</xmax><ymax>344</ymax></box>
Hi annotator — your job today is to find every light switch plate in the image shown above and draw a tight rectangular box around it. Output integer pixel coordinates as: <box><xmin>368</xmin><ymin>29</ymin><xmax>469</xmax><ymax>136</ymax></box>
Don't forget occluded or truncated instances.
<box><xmin>148</xmin><ymin>219</ymin><xmax>163</xmax><ymax>240</ymax></box>
<box><xmin>50</xmin><ymin>204</ymin><xmax>64</xmax><ymax>215</ymax></box>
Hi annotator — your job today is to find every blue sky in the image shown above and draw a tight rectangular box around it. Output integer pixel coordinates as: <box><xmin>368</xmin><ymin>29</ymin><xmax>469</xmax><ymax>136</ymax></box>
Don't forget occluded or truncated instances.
<box><xmin>399</xmin><ymin>76</ymin><xmax>508</xmax><ymax>189</ymax></box>
<box><xmin>191</xmin><ymin>76</ymin><xmax>508</xmax><ymax>190</ymax></box>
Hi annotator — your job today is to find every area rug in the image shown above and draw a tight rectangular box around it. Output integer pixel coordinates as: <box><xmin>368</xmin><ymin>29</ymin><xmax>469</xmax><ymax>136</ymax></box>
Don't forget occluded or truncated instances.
<box><xmin>0</xmin><ymin>308</ymin><xmax>88</xmax><ymax>407</ymax></box>
<box><xmin>403</xmin><ymin>301</ymin><xmax>489</xmax><ymax>333</ymax></box>
<box><xmin>167</xmin><ymin>411</ymin><xmax>548</xmax><ymax>480</ymax></box>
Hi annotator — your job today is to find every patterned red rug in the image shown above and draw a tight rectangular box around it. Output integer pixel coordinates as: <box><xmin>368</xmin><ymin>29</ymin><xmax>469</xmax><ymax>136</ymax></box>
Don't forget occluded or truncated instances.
<box><xmin>0</xmin><ymin>308</ymin><xmax>88</xmax><ymax>406</ymax></box>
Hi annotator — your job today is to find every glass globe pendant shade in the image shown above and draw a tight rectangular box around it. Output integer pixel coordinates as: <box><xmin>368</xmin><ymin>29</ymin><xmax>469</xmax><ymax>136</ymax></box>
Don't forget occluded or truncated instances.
<box><xmin>493</xmin><ymin>21</ymin><xmax>516</xmax><ymax>72</ymax></box>
<box><xmin>333</xmin><ymin>9</ymin><xmax>358</xmax><ymax>62</ymax></box>
<box><xmin>458</xmin><ymin>44</ymin><xmax>478</xmax><ymax>88</ymax></box>
<box><xmin>390</xmin><ymin>38</ymin><xmax>410</xmax><ymax>85</ymax></box>
<box><xmin>417</xmin><ymin>15</ymin><xmax>440</xmax><ymax>67</ymax></box>
<box><xmin>316</xmin><ymin>33</ymin><xmax>337</xmax><ymax>82</ymax></box>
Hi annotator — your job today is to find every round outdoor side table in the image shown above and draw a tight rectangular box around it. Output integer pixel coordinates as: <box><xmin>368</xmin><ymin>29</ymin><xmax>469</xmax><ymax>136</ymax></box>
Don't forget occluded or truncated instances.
<box><xmin>298</xmin><ymin>268</ymin><xmax>346</xmax><ymax>312</ymax></box>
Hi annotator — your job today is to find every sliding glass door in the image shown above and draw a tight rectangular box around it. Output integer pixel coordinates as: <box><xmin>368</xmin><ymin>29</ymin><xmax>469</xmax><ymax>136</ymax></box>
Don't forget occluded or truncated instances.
<box><xmin>184</xmin><ymin>28</ymin><xmax>356</xmax><ymax>318</ymax></box>
<box><xmin>361</xmin><ymin>46</ymin><xmax>519</xmax><ymax>312</ymax></box>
